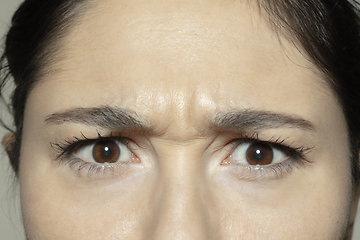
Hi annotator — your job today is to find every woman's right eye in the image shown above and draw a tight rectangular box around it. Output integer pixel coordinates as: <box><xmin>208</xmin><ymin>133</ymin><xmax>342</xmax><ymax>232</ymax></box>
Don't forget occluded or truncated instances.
<box><xmin>75</xmin><ymin>139</ymin><xmax>133</xmax><ymax>164</ymax></box>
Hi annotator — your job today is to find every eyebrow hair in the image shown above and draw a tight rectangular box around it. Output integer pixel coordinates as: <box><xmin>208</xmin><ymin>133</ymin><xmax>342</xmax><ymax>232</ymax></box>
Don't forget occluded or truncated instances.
<box><xmin>213</xmin><ymin>110</ymin><xmax>315</xmax><ymax>131</ymax></box>
<box><xmin>45</xmin><ymin>106</ymin><xmax>145</xmax><ymax>130</ymax></box>
<box><xmin>45</xmin><ymin>107</ymin><xmax>314</xmax><ymax>133</ymax></box>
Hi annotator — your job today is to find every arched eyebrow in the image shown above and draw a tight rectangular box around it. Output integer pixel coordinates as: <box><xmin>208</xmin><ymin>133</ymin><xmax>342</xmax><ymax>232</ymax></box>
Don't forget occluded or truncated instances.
<box><xmin>44</xmin><ymin>106</ymin><xmax>146</xmax><ymax>131</ymax></box>
<box><xmin>212</xmin><ymin>110</ymin><xmax>315</xmax><ymax>132</ymax></box>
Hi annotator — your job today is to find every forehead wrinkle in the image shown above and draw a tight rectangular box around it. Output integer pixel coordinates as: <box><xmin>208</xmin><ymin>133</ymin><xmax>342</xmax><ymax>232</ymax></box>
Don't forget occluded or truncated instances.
<box><xmin>151</xmin><ymin>89</ymin><xmax>207</xmax><ymax>141</ymax></box>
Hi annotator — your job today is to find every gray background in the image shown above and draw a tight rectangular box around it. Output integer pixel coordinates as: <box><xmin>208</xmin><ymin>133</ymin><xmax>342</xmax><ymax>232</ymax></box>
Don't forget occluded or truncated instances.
<box><xmin>1</xmin><ymin>0</ymin><xmax>360</xmax><ymax>239</ymax></box>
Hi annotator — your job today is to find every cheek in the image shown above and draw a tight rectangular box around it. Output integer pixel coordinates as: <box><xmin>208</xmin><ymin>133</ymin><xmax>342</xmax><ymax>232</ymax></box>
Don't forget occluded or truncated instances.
<box><xmin>207</xmin><ymin>157</ymin><xmax>352</xmax><ymax>239</ymax></box>
<box><xmin>18</xmin><ymin>136</ymin><xmax>153</xmax><ymax>239</ymax></box>
<box><xmin>19</xmin><ymin>166</ymin><xmax>152</xmax><ymax>239</ymax></box>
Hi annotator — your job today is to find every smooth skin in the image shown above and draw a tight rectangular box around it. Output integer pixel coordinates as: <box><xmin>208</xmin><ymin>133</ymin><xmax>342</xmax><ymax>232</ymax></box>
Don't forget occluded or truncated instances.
<box><xmin>13</xmin><ymin>0</ymin><xmax>356</xmax><ymax>239</ymax></box>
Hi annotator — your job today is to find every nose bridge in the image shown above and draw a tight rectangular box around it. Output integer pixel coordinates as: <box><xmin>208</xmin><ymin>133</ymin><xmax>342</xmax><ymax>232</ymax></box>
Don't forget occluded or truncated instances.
<box><xmin>148</xmin><ymin>147</ymin><xmax>213</xmax><ymax>240</ymax></box>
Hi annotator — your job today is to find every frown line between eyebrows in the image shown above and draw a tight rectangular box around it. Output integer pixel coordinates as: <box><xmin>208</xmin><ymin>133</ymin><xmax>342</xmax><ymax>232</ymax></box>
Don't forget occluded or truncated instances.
<box><xmin>213</xmin><ymin>110</ymin><xmax>315</xmax><ymax>132</ymax></box>
<box><xmin>44</xmin><ymin>106</ymin><xmax>145</xmax><ymax>130</ymax></box>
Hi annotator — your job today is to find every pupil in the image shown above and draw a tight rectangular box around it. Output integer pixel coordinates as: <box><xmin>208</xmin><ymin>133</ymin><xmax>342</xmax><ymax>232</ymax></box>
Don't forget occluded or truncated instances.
<box><xmin>102</xmin><ymin>146</ymin><xmax>111</xmax><ymax>158</ymax></box>
<box><xmin>254</xmin><ymin>149</ymin><xmax>263</xmax><ymax>160</ymax></box>
<box><xmin>93</xmin><ymin>140</ymin><xmax>120</xmax><ymax>163</ymax></box>
<box><xmin>245</xmin><ymin>142</ymin><xmax>273</xmax><ymax>165</ymax></box>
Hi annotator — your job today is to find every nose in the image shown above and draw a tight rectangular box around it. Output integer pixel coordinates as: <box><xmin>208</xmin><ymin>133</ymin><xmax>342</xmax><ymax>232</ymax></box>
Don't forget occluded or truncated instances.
<box><xmin>147</xmin><ymin>149</ymin><xmax>215</xmax><ymax>240</ymax></box>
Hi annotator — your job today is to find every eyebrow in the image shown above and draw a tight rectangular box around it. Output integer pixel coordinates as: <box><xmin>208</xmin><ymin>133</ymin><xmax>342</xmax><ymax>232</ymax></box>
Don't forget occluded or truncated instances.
<box><xmin>45</xmin><ymin>106</ymin><xmax>145</xmax><ymax>130</ymax></box>
<box><xmin>212</xmin><ymin>110</ymin><xmax>315</xmax><ymax>132</ymax></box>
<box><xmin>45</xmin><ymin>107</ymin><xmax>314</xmax><ymax>133</ymax></box>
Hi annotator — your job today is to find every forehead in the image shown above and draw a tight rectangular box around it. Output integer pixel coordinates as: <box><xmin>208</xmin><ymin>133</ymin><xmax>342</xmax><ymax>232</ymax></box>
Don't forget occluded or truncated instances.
<box><xmin>63</xmin><ymin>0</ymin><xmax>304</xmax><ymax>77</ymax></box>
<box><xmin>29</xmin><ymin>0</ymin><xmax>339</xmax><ymax>134</ymax></box>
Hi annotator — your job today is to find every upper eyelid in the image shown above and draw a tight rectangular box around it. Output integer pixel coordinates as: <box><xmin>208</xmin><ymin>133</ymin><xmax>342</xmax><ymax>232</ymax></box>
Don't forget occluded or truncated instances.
<box><xmin>234</xmin><ymin>131</ymin><xmax>312</xmax><ymax>148</ymax></box>
<box><xmin>51</xmin><ymin>130</ymin><xmax>313</xmax><ymax>158</ymax></box>
<box><xmin>231</xmin><ymin>135</ymin><xmax>314</xmax><ymax>158</ymax></box>
<box><xmin>236</xmin><ymin>137</ymin><xmax>290</xmax><ymax>149</ymax></box>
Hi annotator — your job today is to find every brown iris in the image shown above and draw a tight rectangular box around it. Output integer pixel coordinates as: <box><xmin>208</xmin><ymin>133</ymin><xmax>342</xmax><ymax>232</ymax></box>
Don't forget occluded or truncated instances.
<box><xmin>245</xmin><ymin>142</ymin><xmax>273</xmax><ymax>165</ymax></box>
<box><xmin>92</xmin><ymin>140</ymin><xmax>120</xmax><ymax>163</ymax></box>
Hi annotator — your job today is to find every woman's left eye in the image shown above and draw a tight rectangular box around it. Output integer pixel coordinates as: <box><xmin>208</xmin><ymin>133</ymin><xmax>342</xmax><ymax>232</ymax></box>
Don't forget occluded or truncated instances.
<box><xmin>75</xmin><ymin>139</ymin><xmax>132</xmax><ymax>164</ymax></box>
<box><xmin>230</xmin><ymin>141</ymin><xmax>291</xmax><ymax>166</ymax></box>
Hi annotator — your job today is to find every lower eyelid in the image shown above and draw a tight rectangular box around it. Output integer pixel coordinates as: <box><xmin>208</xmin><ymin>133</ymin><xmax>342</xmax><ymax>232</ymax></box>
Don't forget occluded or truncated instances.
<box><xmin>224</xmin><ymin>159</ymin><xmax>296</xmax><ymax>181</ymax></box>
<box><xmin>58</xmin><ymin>156</ymin><xmax>135</xmax><ymax>179</ymax></box>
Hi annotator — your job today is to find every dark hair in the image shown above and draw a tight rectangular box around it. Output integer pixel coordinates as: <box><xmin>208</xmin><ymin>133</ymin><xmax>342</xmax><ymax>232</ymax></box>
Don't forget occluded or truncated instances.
<box><xmin>257</xmin><ymin>0</ymin><xmax>360</xmax><ymax>187</ymax></box>
<box><xmin>0</xmin><ymin>0</ymin><xmax>93</xmax><ymax>175</ymax></box>
<box><xmin>1</xmin><ymin>0</ymin><xmax>360</xmax><ymax>184</ymax></box>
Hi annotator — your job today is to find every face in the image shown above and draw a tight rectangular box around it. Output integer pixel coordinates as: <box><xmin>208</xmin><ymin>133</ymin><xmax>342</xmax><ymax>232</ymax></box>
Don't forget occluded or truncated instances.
<box><xmin>18</xmin><ymin>0</ymin><xmax>353</xmax><ymax>239</ymax></box>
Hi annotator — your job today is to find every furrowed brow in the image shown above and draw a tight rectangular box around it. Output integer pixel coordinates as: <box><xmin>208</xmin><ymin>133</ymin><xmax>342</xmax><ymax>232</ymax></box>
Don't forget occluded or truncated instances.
<box><xmin>45</xmin><ymin>106</ymin><xmax>145</xmax><ymax>130</ymax></box>
<box><xmin>213</xmin><ymin>110</ymin><xmax>315</xmax><ymax>132</ymax></box>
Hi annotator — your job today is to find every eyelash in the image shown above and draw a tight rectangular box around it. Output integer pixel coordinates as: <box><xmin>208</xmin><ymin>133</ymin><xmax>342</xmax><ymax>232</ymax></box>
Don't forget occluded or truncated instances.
<box><xmin>51</xmin><ymin>132</ymin><xmax>132</xmax><ymax>177</ymax></box>
<box><xmin>226</xmin><ymin>133</ymin><xmax>313</xmax><ymax>181</ymax></box>
<box><xmin>50</xmin><ymin>132</ymin><xmax>313</xmax><ymax>180</ymax></box>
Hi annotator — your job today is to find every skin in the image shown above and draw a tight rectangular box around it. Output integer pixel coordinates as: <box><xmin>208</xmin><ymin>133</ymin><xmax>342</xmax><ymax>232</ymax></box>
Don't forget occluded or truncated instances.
<box><xmin>7</xmin><ymin>0</ymin><xmax>357</xmax><ymax>239</ymax></box>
